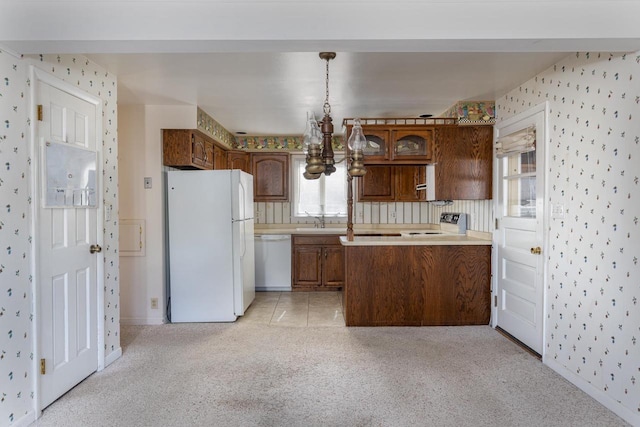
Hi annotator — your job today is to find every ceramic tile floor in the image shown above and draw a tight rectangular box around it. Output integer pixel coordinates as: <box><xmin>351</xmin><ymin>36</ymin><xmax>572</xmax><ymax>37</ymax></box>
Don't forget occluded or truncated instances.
<box><xmin>239</xmin><ymin>291</ymin><xmax>345</xmax><ymax>327</ymax></box>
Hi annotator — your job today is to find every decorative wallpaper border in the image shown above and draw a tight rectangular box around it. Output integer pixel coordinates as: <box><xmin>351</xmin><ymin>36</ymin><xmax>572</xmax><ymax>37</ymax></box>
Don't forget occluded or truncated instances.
<box><xmin>196</xmin><ymin>107</ymin><xmax>235</xmax><ymax>148</ymax></box>
<box><xmin>442</xmin><ymin>100</ymin><xmax>496</xmax><ymax>125</ymax></box>
<box><xmin>234</xmin><ymin>135</ymin><xmax>344</xmax><ymax>151</ymax></box>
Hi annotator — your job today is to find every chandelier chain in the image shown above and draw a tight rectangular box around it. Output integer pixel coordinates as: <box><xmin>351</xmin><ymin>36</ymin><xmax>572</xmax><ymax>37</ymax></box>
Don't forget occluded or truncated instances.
<box><xmin>323</xmin><ymin>56</ymin><xmax>331</xmax><ymax>115</ymax></box>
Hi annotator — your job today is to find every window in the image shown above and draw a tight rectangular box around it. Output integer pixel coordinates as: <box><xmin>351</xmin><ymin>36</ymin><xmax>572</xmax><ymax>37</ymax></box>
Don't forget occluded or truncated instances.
<box><xmin>291</xmin><ymin>154</ymin><xmax>347</xmax><ymax>219</ymax></box>
<box><xmin>503</xmin><ymin>150</ymin><xmax>536</xmax><ymax>218</ymax></box>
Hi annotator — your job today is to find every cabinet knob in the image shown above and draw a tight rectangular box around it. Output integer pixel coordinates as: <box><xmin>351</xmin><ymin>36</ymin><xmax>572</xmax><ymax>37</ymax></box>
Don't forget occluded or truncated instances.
<box><xmin>530</xmin><ymin>246</ymin><xmax>542</xmax><ymax>255</ymax></box>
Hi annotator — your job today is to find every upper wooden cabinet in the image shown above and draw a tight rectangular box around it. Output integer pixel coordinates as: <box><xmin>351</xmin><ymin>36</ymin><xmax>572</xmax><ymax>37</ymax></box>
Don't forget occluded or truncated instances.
<box><xmin>360</xmin><ymin>128</ymin><xmax>390</xmax><ymax>161</ymax></box>
<box><xmin>391</xmin><ymin>128</ymin><xmax>434</xmax><ymax>162</ymax></box>
<box><xmin>250</xmin><ymin>152</ymin><xmax>289</xmax><ymax>202</ymax></box>
<box><xmin>353</xmin><ymin>123</ymin><xmax>493</xmax><ymax>201</ymax></box>
<box><xmin>227</xmin><ymin>151</ymin><xmax>251</xmax><ymax>173</ymax></box>
<box><xmin>433</xmin><ymin>126</ymin><xmax>493</xmax><ymax>200</ymax></box>
<box><xmin>344</xmin><ymin>124</ymin><xmax>434</xmax><ymax>164</ymax></box>
<box><xmin>213</xmin><ymin>146</ymin><xmax>227</xmax><ymax>170</ymax></box>
<box><xmin>163</xmin><ymin>129</ymin><xmax>229</xmax><ymax>170</ymax></box>
<box><xmin>358</xmin><ymin>165</ymin><xmax>425</xmax><ymax>202</ymax></box>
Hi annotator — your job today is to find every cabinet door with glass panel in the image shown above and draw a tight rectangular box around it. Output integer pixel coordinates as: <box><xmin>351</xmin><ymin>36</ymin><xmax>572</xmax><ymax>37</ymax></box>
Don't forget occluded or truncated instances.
<box><xmin>360</xmin><ymin>128</ymin><xmax>390</xmax><ymax>162</ymax></box>
<box><xmin>391</xmin><ymin>128</ymin><xmax>434</xmax><ymax>163</ymax></box>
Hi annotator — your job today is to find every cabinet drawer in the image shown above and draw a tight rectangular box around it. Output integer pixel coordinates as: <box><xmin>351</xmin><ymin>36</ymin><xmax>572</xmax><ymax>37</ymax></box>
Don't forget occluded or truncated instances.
<box><xmin>293</xmin><ymin>235</ymin><xmax>342</xmax><ymax>246</ymax></box>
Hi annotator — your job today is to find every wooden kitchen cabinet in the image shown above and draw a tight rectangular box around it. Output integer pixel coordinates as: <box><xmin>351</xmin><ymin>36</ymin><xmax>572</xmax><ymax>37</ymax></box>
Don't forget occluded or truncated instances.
<box><xmin>213</xmin><ymin>146</ymin><xmax>227</xmax><ymax>170</ymax></box>
<box><xmin>391</xmin><ymin>128</ymin><xmax>434</xmax><ymax>162</ymax></box>
<box><xmin>163</xmin><ymin>129</ymin><xmax>232</xmax><ymax>170</ymax></box>
<box><xmin>250</xmin><ymin>152</ymin><xmax>289</xmax><ymax>202</ymax></box>
<box><xmin>433</xmin><ymin>126</ymin><xmax>493</xmax><ymax>200</ymax></box>
<box><xmin>344</xmin><ymin>123</ymin><xmax>435</xmax><ymax>164</ymax></box>
<box><xmin>360</xmin><ymin>128</ymin><xmax>390</xmax><ymax>161</ymax></box>
<box><xmin>358</xmin><ymin>166</ymin><xmax>394</xmax><ymax>201</ymax></box>
<box><xmin>292</xmin><ymin>235</ymin><xmax>344</xmax><ymax>291</ymax></box>
<box><xmin>343</xmin><ymin>244</ymin><xmax>490</xmax><ymax>326</ymax></box>
<box><xmin>358</xmin><ymin>165</ymin><xmax>425</xmax><ymax>202</ymax></box>
<box><xmin>163</xmin><ymin>129</ymin><xmax>214</xmax><ymax>169</ymax></box>
<box><xmin>227</xmin><ymin>151</ymin><xmax>251</xmax><ymax>173</ymax></box>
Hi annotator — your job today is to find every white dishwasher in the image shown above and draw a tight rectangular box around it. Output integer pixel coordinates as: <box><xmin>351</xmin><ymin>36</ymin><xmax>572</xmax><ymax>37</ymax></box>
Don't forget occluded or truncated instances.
<box><xmin>254</xmin><ymin>234</ymin><xmax>292</xmax><ymax>291</ymax></box>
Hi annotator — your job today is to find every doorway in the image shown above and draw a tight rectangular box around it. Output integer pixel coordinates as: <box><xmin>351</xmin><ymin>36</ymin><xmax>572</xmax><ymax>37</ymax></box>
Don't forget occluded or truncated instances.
<box><xmin>31</xmin><ymin>68</ymin><xmax>104</xmax><ymax>410</ymax></box>
<box><xmin>492</xmin><ymin>102</ymin><xmax>548</xmax><ymax>355</ymax></box>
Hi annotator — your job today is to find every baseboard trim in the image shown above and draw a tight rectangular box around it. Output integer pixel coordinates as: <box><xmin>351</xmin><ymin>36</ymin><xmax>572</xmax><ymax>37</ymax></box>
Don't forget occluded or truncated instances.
<box><xmin>255</xmin><ymin>287</ymin><xmax>292</xmax><ymax>292</ymax></box>
<box><xmin>105</xmin><ymin>347</ymin><xmax>122</xmax><ymax>368</ymax></box>
<box><xmin>11</xmin><ymin>410</ymin><xmax>36</xmax><ymax>427</ymax></box>
<box><xmin>120</xmin><ymin>317</ymin><xmax>165</xmax><ymax>326</ymax></box>
<box><xmin>545</xmin><ymin>358</ymin><xmax>638</xmax><ymax>426</ymax></box>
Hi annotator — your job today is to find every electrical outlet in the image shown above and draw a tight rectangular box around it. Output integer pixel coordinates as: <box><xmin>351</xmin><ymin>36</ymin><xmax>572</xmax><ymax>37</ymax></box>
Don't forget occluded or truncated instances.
<box><xmin>144</xmin><ymin>177</ymin><xmax>152</xmax><ymax>189</ymax></box>
<box><xmin>552</xmin><ymin>203</ymin><xmax>565</xmax><ymax>219</ymax></box>
<box><xmin>390</xmin><ymin>210</ymin><xmax>396</xmax><ymax>218</ymax></box>
<box><xmin>150</xmin><ymin>298</ymin><xmax>159</xmax><ymax>309</ymax></box>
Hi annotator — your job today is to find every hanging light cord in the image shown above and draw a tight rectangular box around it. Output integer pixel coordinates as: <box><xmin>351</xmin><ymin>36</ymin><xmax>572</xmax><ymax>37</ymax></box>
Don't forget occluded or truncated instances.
<box><xmin>323</xmin><ymin>57</ymin><xmax>331</xmax><ymax>116</ymax></box>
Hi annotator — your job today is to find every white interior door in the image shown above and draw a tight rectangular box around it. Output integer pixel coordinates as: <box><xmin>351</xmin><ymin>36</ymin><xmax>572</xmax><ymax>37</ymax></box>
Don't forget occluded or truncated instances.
<box><xmin>36</xmin><ymin>78</ymin><xmax>100</xmax><ymax>409</ymax></box>
<box><xmin>494</xmin><ymin>104</ymin><xmax>546</xmax><ymax>355</ymax></box>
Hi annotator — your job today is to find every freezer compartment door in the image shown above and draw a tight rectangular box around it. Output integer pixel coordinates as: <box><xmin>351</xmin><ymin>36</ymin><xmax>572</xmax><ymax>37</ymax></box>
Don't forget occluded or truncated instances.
<box><xmin>232</xmin><ymin>170</ymin><xmax>254</xmax><ymax>221</ymax></box>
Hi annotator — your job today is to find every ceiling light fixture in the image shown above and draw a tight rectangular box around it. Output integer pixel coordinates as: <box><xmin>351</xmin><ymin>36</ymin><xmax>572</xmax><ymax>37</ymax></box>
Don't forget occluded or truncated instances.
<box><xmin>303</xmin><ymin>52</ymin><xmax>337</xmax><ymax>180</ymax></box>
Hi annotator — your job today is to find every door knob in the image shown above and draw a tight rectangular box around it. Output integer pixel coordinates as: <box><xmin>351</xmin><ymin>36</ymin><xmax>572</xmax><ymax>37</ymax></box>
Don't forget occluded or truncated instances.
<box><xmin>530</xmin><ymin>246</ymin><xmax>541</xmax><ymax>255</ymax></box>
<box><xmin>90</xmin><ymin>244</ymin><xmax>102</xmax><ymax>254</ymax></box>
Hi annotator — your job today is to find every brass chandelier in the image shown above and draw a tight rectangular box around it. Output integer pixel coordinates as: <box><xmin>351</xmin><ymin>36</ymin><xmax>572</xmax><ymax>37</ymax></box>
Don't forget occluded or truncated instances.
<box><xmin>302</xmin><ymin>52</ymin><xmax>367</xmax><ymax>179</ymax></box>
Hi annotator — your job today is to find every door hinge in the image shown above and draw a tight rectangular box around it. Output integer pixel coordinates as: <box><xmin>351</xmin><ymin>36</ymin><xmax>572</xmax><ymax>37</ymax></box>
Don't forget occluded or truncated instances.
<box><xmin>494</xmin><ymin>295</ymin><xmax>498</xmax><ymax>307</ymax></box>
<box><xmin>495</xmin><ymin>218</ymin><xmax>499</xmax><ymax>229</ymax></box>
<box><xmin>40</xmin><ymin>358</ymin><xmax>46</xmax><ymax>375</ymax></box>
<box><xmin>37</xmin><ymin>105</ymin><xmax>43</xmax><ymax>121</ymax></box>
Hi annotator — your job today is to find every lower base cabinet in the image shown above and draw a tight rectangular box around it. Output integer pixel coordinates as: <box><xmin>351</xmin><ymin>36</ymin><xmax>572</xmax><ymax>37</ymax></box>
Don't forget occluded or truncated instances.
<box><xmin>343</xmin><ymin>245</ymin><xmax>490</xmax><ymax>326</ymax></box>
<box><xmin>292</xmin><ymin>235</ymin><xmax>344</xmax><ymax>291</ymax></box>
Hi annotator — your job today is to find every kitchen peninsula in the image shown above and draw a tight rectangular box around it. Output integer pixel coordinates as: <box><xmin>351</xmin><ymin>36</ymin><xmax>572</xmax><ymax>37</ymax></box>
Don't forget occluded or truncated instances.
<box><xmin>340</xmin><ymin>234</ymin><xmax>491</xmax><ymax>327</ymax></box>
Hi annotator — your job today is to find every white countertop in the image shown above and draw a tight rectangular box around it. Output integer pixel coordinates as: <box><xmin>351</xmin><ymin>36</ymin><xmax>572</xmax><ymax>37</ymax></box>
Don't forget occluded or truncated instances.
<box><xmin>254</xmin><ymin>224</ymin><xmax>441</xmax><ymax>236</ymax></box>
<box><xmin>339</xmin><ymin>234</ymin><xmax>492</xmax><ymax>246</ymax></box>
<box><xmin>254</xmin><ymin>224</ymin><xmax>491</xmax><ymax>245</ymax></box>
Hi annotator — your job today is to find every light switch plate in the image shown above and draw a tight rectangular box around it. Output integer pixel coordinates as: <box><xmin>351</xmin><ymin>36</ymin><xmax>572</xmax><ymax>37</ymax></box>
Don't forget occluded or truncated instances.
<box><xmin>144</xmin><ymin>177</ymin><xmax>152</xmax><ymax>189</ymax></box>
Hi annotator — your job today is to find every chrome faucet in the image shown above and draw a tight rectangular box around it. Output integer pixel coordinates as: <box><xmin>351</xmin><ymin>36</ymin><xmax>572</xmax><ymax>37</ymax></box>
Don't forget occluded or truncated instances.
<box><xmin>314</xmin><ymin>215</ymin><xmax>326</xmax><ymax>228</ymax></box>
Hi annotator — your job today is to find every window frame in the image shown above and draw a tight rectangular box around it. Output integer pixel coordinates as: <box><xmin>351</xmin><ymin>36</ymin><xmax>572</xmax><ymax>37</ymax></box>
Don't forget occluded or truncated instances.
<box><xmin>290</xmin><ymin>154</ymin><xmax>348</xmax><ymax>222</ymax></box>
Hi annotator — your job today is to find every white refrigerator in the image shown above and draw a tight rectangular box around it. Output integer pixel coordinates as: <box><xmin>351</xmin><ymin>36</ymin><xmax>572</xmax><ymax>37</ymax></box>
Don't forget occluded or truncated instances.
<box><xmin>167</xmin><ymin>170</ymin><xmax>255</xmax><ymax>322</ymax></box>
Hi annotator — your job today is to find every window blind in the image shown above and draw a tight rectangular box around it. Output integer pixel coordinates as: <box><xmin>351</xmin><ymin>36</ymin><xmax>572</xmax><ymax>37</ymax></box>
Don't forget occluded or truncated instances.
<box><xmin>496</xmin><ymin>126</ymin><xmax>536</xmax><ymax>157</ymax></box>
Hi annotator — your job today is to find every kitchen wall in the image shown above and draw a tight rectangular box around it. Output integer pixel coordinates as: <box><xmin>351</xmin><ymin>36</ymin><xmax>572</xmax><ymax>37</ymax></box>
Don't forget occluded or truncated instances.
<box><xmin>119</xmin><ymin>105</ymin><xmax>197</xmax><ymax>325</ymax></box>
<box><xmin>496</xmin><ymin>51</ymin><xmax>639</xmax><ymax>424</ymax></box>
<box><xmin>0</xmin><ymin>51</ymin><xmax>120</xmax><ymax>427</ymax></box>
<box><xmin>255</xmin><ymin>200</ymin><xmax>493</xmax><ymax>232</ymax></box>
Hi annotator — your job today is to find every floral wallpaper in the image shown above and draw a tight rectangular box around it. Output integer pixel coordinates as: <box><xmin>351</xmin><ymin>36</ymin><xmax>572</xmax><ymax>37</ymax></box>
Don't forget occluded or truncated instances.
<box><xmin>0</xmin><ymin>51</ymin><xmax>119</xmax><ymax>426</ymax></box>
<box><xmin>496</xmin><ymin>51</ymin><xmax>639</xmax><ymax>423</ymax></box>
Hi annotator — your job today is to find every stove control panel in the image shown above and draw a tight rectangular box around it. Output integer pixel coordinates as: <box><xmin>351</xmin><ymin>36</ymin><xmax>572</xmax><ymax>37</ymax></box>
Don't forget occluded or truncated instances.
<box><xmin>439</xmin><ymin>212</ymin><xmax>467</xmax><ymax>234</ymax></box>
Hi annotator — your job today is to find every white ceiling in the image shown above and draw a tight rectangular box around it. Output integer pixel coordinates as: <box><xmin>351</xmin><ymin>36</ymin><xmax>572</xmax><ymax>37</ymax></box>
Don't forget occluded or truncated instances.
<box><xmin>86</xmin><ymin>51</ymin><xmax>570</xmax><ymax>135</ymax></box>
<box><xmin>4</xmin><ymin>1</ymin><xmax>639</xmax><ymax>136</ymax></box>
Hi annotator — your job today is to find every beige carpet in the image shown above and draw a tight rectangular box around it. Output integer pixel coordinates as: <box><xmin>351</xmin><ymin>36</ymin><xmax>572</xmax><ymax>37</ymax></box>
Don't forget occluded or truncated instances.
<box><xmin>32</xmin><ymin>324</ymin><xmax>628</xmax><ymax>426</ymax></box>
